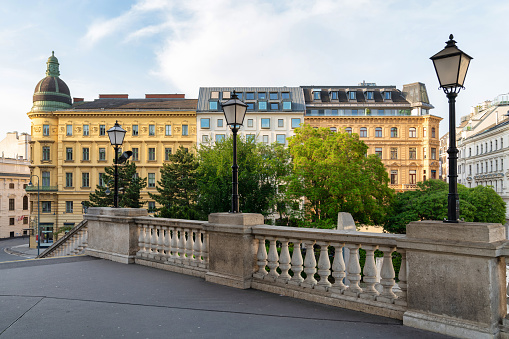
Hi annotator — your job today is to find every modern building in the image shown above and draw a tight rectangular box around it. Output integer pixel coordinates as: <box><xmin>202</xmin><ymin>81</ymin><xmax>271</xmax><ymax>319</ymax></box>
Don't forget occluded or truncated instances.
<box><xmin>301</xmin><ymin>82</ymin><xmax>442</xmax><ymax>191</ymax></box>
<box><xmin>26</xmin><ymin>52</ymin><xmax>197</xmax><ymax>247</ymax></box>
<box><xmin>196</xmin><ymin>87</ymin><xmax>305</xmax><ymax>146</ymax></box>
<box><xmin>457</xmin><ymin>94</ymin><xmax>509</xmax><ymax>217</ymax></box>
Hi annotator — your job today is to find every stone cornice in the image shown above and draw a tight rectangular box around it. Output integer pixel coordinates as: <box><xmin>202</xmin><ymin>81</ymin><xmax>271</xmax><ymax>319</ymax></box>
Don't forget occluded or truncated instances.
<box><xmin>53</xmin><ymin>111</ymin><xmax>196</xmax><ymax>118</ymax></box>
<box><xmin>304</xmin><ymin>116</ymin><xmax>441</xmax><ymax>123</ymax></box>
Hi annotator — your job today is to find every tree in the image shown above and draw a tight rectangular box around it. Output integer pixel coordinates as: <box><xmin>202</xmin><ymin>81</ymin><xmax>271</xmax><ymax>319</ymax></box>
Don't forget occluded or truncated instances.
<box><xmin>196</xmin><ymin>136</ymin><xmax>291</xmax><ymax>218</ymax></box>
<box><xmin>149</xmin><ymin>146</ymin><xmax>199</xmax><ymax>220</ymax></box>
<box><xmin>87</xmin><ymin>161</ymin><xmax>147</xmax><ymax>208</ymax></box>
<box><xmin>383</xmin><ymin>179</ymin><xmax>506</xmax><ymax>233</ymax></box>
<box><xmin>286</xmin><ymin>124</ymin><xmax>393</xmax><ymax>228</ymax></box>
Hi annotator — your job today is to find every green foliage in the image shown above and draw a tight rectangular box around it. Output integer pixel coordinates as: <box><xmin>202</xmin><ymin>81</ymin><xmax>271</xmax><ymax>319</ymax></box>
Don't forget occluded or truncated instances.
<box><xmin>286</xmin><ymin>124</ymin><xmax>394</xmax><ymax>227</ymax></box>
<box><xmin>149</xmin><ymin>146</ymin><xmax>199</xmax><ymax>220</ymax></box>
<box><xmin>196</xmin><ymin>135</ymin><xmax>291</xmax><ymax>217</ymax></box>
<box><xmin>87</xmin><ymin>161</ymin><xmax>147</xmax><ymax>208</ymax></box>
<box><xmin>384</xmin><ymin>179</ymin><xmax>506</xmax><ymax>233</ymax></box>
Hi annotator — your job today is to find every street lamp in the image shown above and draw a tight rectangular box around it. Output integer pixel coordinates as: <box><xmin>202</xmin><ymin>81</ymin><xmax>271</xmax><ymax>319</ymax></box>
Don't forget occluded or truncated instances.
<box><xmin>221</xmin><ymin>90</ymin><xmax>248</xmax><ymax>213</ymax></box>
<box><xmin>430</xmin><ymin>34</ymin><xmax>472</xmax><ymax>223</ymax></box>
<box><xmin>28</xmin><ymin>174</ymin><xmax>40</xmax><ymax>256</ymax></box>
<box><xmin>107</xmin><ymin>121</ymin><xmax>126</xmax><ymax>208</ymax></box>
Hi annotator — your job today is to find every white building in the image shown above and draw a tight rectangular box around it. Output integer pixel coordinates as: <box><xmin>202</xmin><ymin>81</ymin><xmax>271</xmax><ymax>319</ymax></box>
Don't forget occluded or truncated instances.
<box><xmin>457</xmin><ymin>94</ymin><xmax>509</xmax><ymax>217</ymax></box>
<box><xmin>196</xmin><ymin>87</ymin><xmax>306</xmax><ymax>146</ymax></box>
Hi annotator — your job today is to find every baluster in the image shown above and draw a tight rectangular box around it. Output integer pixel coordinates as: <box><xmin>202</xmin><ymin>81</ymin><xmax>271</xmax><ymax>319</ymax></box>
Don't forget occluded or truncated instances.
<box><xmin>185</xmin><ymin>228</ymin><xmax>194</xmax><ymax>266</ymax></box>
<box><xmin>330</xmin><ymin>242</ymin><xmax>347</xmax><ymax>293</ymax></box>
<box><xmin>288</xmin><ymin>240</ymin><xmax>304</xmax><ymax>285</ymax></box>
<box><xmin>169</xmin><ymin>226</ymin><xmax>177</xmax><ymax>262</ymax></box>
<box><xmin>266</xmin><ymin>237</ymin><xmax>279</xmax><ymax>281</ymax></box>
<box><xmin>146</xmin><ymin>225</ymin><xmax>155</xmax><ymax>259</ymax></box>
<box><xmin>377</xmin><ymin>246</ymin><xmax>397</xmax><ymax>303</ymax></box>
<box><xmin>156</xmin><ymin>226</ymin><xmax>163</xmax><ymax>260</ymax></box>
<box><xmin>200</xmin><ymin>232</ymin><xmax>209</xmax><ymax>268</ymax></box>
<box><xmin>82</xmin><ymin>228</ymin><xmax>88</xmax><ymax>248</ymax></box>
<box><xmin>344</xmin><ymin>243</ymin><xmax>362</xmax><ymax>296</ymax></box>
<box><xmin>136</xmin><ymin>225</ymin><xmax>144</xmax><ymax>258</ymax></box>
<box><xmin>301</xmin><ymin>240</ymin><xmax>317</xmax><ymax>288</ymax></box>
<box><xmin>253</xmin><ymin>236</ymin><xmax>268</xmax><ymax>279</ymax></box>
<box><xmin>193</xmin><ymin>230</ymin><xmax>202</xmax><ymax>267</ymax></box>
<box><xmin>177</xmin><ymin>228</ymin><xmax>186</xmax><ymax>264</ymax></box>
<box><xmin>316</xmin><ymin>242</ymin><xmax>331</xmax><ymax>291</ymax></box>
<box><xmin>360</xmin><ymin>245</ymin><xmax>379</xmax><ymax>299</ymax></box>
<box><xmin>278</xmin><ymin>238</ymin><xmax>291</xmax><ymax>283</ymax></box>
<box><xmin>395</xmin><ymin>249</ymin><xmax>407</xmax><ymax>306</ymax></box>
<box><xmin>163</xmin><ymin>226</ymin><xmax>171</xmax><ymax>261</ymax></box>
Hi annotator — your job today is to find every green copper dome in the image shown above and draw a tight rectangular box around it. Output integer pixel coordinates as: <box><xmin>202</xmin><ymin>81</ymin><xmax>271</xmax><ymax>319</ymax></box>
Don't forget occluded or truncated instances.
<box><xmin>32</xmin><ymin>51</ymin><xmax>72</xmax><ymax>112</ymax></box>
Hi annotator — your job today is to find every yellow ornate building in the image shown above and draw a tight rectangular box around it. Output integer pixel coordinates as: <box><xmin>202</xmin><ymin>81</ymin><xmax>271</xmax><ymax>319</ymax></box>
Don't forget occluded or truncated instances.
<box><xmin>302</xmin><ymin>83</ymin><xmax>442</xmax><ymax>191</ymax></box>
<box><xmin>27</xmin><ymin>53</ymin><xmax>197</xmax><ymax>247</ymax></box>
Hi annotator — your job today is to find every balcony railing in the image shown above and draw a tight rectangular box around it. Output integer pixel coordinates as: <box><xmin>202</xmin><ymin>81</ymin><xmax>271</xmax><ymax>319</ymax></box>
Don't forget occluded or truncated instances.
<box><xmin>25</xmin><ymin>186</ymin><xmax>58</xmax><ymax>192</ymax></box>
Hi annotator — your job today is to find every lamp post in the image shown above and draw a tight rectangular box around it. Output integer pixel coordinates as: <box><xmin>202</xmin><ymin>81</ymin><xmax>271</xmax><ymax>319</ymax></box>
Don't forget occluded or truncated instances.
<box><xmin>430</xmin><ymin>34</ymin><xmax>472</xmax><ymax>223</ymax></box>
<box><xmin>28</xmin><ymin>174</ymin><xmax>40</xmax><ymax>256</ymax></box>
<box><xmin>107</xmin><ymin>121</ymin><xmax>127</xmax><ymax>208</ymax></box>
<box><xmin>221</xmin><ymin>90</ymin><xmax>248</xmax><ymax>213</ymax></box>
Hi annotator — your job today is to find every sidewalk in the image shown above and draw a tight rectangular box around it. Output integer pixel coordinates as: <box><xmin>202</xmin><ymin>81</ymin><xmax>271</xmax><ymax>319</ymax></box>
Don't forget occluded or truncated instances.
<box><xmin>4</xmin><ymin>243</ymin><xmax>40</xmax><ymax>258</ymax></box>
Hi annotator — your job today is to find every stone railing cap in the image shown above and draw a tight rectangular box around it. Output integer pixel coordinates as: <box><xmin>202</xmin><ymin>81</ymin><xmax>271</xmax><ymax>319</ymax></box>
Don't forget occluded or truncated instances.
<box><xmin>406</xmin><ymin>220</ymin><xmax>505</xmax><ymax>243</ymax></box>
<box><xmin>87</xmin><ymin>207</ymin><xmax>148</xmax><ymax>217</ymax></box>
<box><xmin>208</xmin><ymin>212</ymin><xmax>264</xmax><ymax>226</ymax></box>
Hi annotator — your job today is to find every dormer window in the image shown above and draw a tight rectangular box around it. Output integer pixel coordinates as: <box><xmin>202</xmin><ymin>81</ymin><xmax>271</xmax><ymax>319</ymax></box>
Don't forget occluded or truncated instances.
<box><xmin>222</xmin><ymin>91</ymin><xmax>230</xmax><ymax>99</ymax></box>
<box><xmin>349</xmin><ymin>91</ymin><xmax>356</xmax><ymax>100</ymax></box>
<box><xmin>281</xmin><ymin>92</ymin><xmax>290</xmax><ymax>100</ymax></box>
<box><xmin>211</xmin><ymin>91</ymin><xmax>220</xmax><ymax>99</ymax></box>
<box><xmin>330</xmin><ymin>91</ymin><xmax>338</xmax><ymax>100</ymax></box>
<box><xmin>384</xmin><ymin>91</ymin><xmax>392</xmax><ymax>100</ymax></box>
<box><xmin>246</xmin><ymin>92</ymin><xmax>255</xmax><ymax>100</ymax></box>
<box><xmin>313</xmin><ymin>90</ymin><xmax>321</xmax><ymax>100</ymax></box>
<box><xmin>366</xmin><ymin>91</ymin><xmax>374</xmax><ymax>100</ymax></box>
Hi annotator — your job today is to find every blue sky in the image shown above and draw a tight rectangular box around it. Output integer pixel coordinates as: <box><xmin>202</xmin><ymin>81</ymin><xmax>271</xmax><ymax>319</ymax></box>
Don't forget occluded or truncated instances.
<box><xmin>1</xmin><ymin>0</ymin><xmax>509</xmax><ymax>139</ymax></box>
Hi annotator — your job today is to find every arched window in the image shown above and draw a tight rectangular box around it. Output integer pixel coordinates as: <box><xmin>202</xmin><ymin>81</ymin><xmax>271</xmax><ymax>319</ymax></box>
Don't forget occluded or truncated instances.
<box><xmin>23</xmin><ymin>196</ymin><xmax>28</xmax><ymax>210</ymax></box>
<box><xmin>375</xmin><ymin>127</ymin><xmax>382</xmax><ymax>137</ymax></box>
<box><xmin>409</xmin><ymin>127</ymin><xmax>416</xmax><ymax>138</ymax></box>
<box><xmin>391</xmin><ymin>127</ymin><xmax>398</xmax><ymax>138</ymax></box>
<box><xmin>345</xmin><ymin>127</ymin><xmax>352</xmax><ymax>135</ymax></box>
<box><xmin>360</xmin><ymin>127</ymin><xmax>367</xmax><ymax>138</ymax></box>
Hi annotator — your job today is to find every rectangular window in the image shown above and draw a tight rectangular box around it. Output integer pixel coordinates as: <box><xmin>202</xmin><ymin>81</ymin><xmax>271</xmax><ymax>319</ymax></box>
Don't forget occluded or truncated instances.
<box><xmin>202</xmin><ymin>135</ymin><xmax>209</xmax><ymax>143</ymax></box>
<box><xmin>66</xmin><ymin>147</ymin><xmax>73</xmax><ymax>161</ymax></box>
<box><xmin>209</xmin><ymin>101</ymin><xmax>218</xmax><ymax>110</ymax></box>
<box><xmin>247</xmin><ymin>103</ymin><xmax>255</xmax><ymax>110</ymax></box>
<box><xmin>148</xmin><ymin>173</ymin><xmax>155</xmax><ymax>187</ymax></box>
<box><xmin>431</xmin><ymin>170</ymin><xmax>437</xmax><ymax>179</ymax></box>
<box><xmin>165</xmin><ymin>148</ymin><xmax>172</xmax><ymax>161</ymax></box>
<box><xmin>99</xmin><ymin>148</ymin><xmax>106</xmax><ymax>161</ymax></box>
<box><xmin>423</xmin><ymin>127</ymin><xmax>427</xmax><ymax>137</ymax></box>
<box><xmin>99</xmin><ymin>173</ymin><xmax>105</xmax><ymax>187</ymax></box>
<box><xmin>258</xmin><ymin>101</ymin><xmax>267</xmax><ymax>110</ymax></box>
<box><xmin>391</xmin><ymin>127</ymin><xmax>398</xmax><ymax>138</ymax></box>
<box><xmin>83</xmin><ymin>125</ymin><xmax>89</xmax><ymax>136</ymax></box>
<box><xmin>313</xmin><ymin>91</ymin><xmax>321</xmax><ymax>100</ymax></box>
<box><xmin>409</xmin><ymin>128</ymin><xmax>416</xmax><ymax>138</ymax></box>
<box><xmin>276</xmin><ymin>134</ymin><xmax>286</xmax><ymax>145</ymax></box>
<box><xmin>211</xmin><ymin>91</ymin><xmax>219</xmax><ymax>99</ymax></box>
<box><xmin>366</xmin><ymin>91</ymin><xmax>374</xmax><ymax>100</ymax></box>
<box><xmin>66</xmin><ymin>201</ymin><xmax>73</xmax><ymax>213</ymax></box>
<box><xmin>43</xmin><ymin>124</ymin><xmax>50</xmax><ymax>136</ymax></box>
<box><xmin>291</xmin><ymin>118</ymin><xmax>301</xmax><ymax>129</ymax></box>
<box><xmin>42</xmin><ymin>171</ymin><xmax>50</xmax><ymax>186</ymax></box>
<box><xmin>132</xmin><ymin>148</ymin><xmax>139</xmax><ymax>161</ymax></box>
<box><xmin>222</xmin><ymin>91</ymin><xmax>230</xmax><ymax>99</ymax></box>
<box><xmin>201</xmin><ymin>118</ymin><xmax>210</xmax><ymax>129</ymax></box>
<box><xmin>431</xmin><ymin>148</ymin><xmax>437</xmax><ymax>160</ymax></box>
<box><xmin>263</xmin><ymin>135</ymin><xmax>269</xmax><ymax>144</ymax></box>
<box><xmin>42</xmin><ymin>146</ymin><xmax>50</xmax><ymax>161</ymax></box>
<box><xmin>82</xmin><ymin>147</ymin><xmax>90</xmax><ymax>161</ymax></box>
<box><xmin>281</xmin><ymin>92</ymin><xmax>290</xmax><ymax>100</ymax></box>
<box><xmin>66</xmin><ymin>125</ymin><xmax>72</xmax><ymax>136</ymax></box>
<box><xmin>261</xmin><ymin>118</ymin><xmax>270</xmax><ymax>129</ymax></box>
<box><xmin>359</xmin><ymin>127</ymin><xmax>367</xmax><ymax>138</ymax></box>
<box><xmin>148</xmin><ymin>147</ymin><xmax>156</xmax><ymax>161</ymax></box>
<box><xmin>66</xmin><ymin>172</ymin><xmax>73</xmax><ymax>187</ymax></box>
<box><xmin>375</xmin><ymin>128</ymin><xmax>382</xmax><ymax>138</ymax></box>
<box><xmin>423</xmin><ymin>148</ymin><xmax>427</xmax><ymax>159</ymax></box>
<box><xmin>9</xmin><ymin>198</ymin><xmax>14</xmax><ymax>211</ymax></box>
<box><xmin>282</xmin><ymin>101</ymin><xmax>292</xmax><ymax>110</ymax></box>
<box><xmin>42</xmin><ymin>201</ymin><xmax>51</xmax><ymax>213</ymax></box>
<box><xmin>99</xmin><ymin>125</ymin><xmax>106</xmax><ymax>136</ymax></box>
<box><xmin>330</xmin><ymin>91</ymin><xmax>338</xmax><ymax>100</ymax></box>
<box><xmin>246</xmin><ymin>92</ymin><xmax>255</xmax><ymax>100</ymax></box>
<box><xmin>349</xmin><ymin>91</ymin><xmax>356</xmax><ymax>100</ymax></box>
<box><xmin>82</xmin><ymin>173</ymin><xmax>90</xmax><ymax>187</ymax></box>
<box><xmin>278</xmin><ymin>119</ymin><xmax>284</xmax><ymax>127</ymax></box>
<box><xmin>217</xmin><ymin>119</ymin><xmax>223</xmax><ymax>128</ymax></box>
<box><xmin>215</xmin><ymin>134</ymin><xmax>225</xmax><ymax>142</ymax></box>
<box><xmin>149</xmin><ymin>124</ymin><xmax>155</xmax><ymax>136</ymax></box>
<box><xmin>390</xmin><ymin>148</ymin><xmax>398</xmax><ymax>160</ymax></box>
<box><xmin>246</xmin><ymin>134</ymin><xmax>255</xmax><ymax>141</ymax></box>
<box><xmin>270</xmin><ymin>92</ymin><xmax>278</xmax><ymax>100</ymax></box>
<box><xmin>148</xmin><ymin>201</ymin><xmax>156</xmax><ymax>213</ymax></box>
<box><xmin>390</xmin><ymin>171</ymin><xmax>398</xmax><ymax>185</ymax></box>
<box><xmin>247</xmin><ymin>119</ymin><xmax>254</xmax><ymax>128</ymax></box>
<box><xmin>409</xmin><ymin>170</ymin><xmax>416</xmax><ymax>184</ymax></box>
<box><xmin>258</xmin><ymin>92</ymin><xmax>266</xmax><ymax>100</ymax></box>
<box><xmin>165</xmin><ymin>125</ymin><xmax>172</xmax><ymax>136</ymax></box>
<box><xmin>182</xmin><ymin>125</ymin><xmax>189</xmax><ymax>136</ymax></box>
<box><xmin>9</xmin><ymin>218</ymin><xmax>14</xmax><ymax>225</ymax></box>
<box><xmin>132</xmin><ymin>125</ymin><xmax>139</xmax><ymax>136</ymax></box>
<box><xmin>375</xmin><ymin>148</ymin><xmax>382</xmax><ymax>159</ymax></box>
<box><xmin>330</xmin><ymin>127</ymin><xmax>337</xmax><ymax>133</ymax></box>
<box><xmin>409</xmin><ymin>148</ymin><xmax>417</xmax><ymax>160</ymax></box>
<box><xmin>385</xmin><ymin>91</ymin><xmax>392</xmax><ymax>100</ymax></box>
<box><xmin>23</xmin><ymin>217</ymin><xmax>28</xmax><ymax>224</ymax></box>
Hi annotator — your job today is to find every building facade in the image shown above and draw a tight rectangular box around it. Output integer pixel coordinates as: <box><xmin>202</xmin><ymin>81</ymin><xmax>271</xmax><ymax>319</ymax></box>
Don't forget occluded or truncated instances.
<box><xmin>439</xmin><ymin>132</ymin><xmax>449</xmax><ymax>181</ymax></box>
<box><xmin>196</xmin><ymin>87</ymin><xmax>305</xmax><ymax>147</ymax></box>
<box><xmin>457</xmin><ymin>94</ymin><xmax>509</xmax><ymax>217</ymax></box>
<box><xmin>27</xmin><ymin>53</ymin><xmax>197</xmax><ymax>247</ymax></box>
<box><xmin>302</xmin><ymin>82</ymin><xmax>441</xmax><ymax>191</ymax></box>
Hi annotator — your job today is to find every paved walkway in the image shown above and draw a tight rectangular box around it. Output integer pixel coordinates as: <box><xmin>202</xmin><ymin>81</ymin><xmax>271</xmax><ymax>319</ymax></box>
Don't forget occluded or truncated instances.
<box><xmin>0</xmin><ymin>254</ymin><xmax>452</xmax><ymax>339</ymax></box>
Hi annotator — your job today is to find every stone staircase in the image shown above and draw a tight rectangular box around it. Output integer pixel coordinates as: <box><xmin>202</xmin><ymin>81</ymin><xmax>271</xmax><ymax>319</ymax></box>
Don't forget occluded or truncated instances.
<box><xmin>38</xmin><ymin>220</ymin><xmax>88</xmax><ymax>258</ymax></box>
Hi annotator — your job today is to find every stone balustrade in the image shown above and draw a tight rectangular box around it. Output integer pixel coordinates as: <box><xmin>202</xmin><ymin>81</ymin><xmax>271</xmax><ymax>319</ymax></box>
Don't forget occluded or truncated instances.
<box><xmin>39</xmin><ymin>220</ymin><xmax>88</xmax><ymax>258</ymax></box>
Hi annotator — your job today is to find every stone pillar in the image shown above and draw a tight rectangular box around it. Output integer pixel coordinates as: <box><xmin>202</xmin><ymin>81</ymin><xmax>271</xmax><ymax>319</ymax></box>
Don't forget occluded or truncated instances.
<box><xmin>399</xmin><ymin>220</ymin><xmax>506</xmax><ymax>339</ymax></box>
<box><xmin>203</xmin><ymin>213</ymin><xmax>264</xmax><ymax>289</ymax></box>
<box><xmin>84</xmin><ymin>207</ymin><xmax>148</xmax><ymax>264</ymax></box>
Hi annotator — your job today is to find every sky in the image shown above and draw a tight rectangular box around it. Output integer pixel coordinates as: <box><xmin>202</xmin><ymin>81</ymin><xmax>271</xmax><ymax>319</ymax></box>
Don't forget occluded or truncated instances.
<box><xmin>1</xmin><ymin>0</ymin><xmax>509</xmax><ymax>139</ymax></box>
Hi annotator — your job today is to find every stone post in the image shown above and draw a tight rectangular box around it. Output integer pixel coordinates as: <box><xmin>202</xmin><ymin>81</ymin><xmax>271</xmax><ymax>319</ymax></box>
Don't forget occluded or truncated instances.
<box><xmin>84</xmin><ymin>207</ymin><xmax>148</xmax><ymax>264</ymax></box>
<box><xmin>203</xmin><ymin>212</ymin><xmax>264</xmax><ymax>289</ymax></box>
<box><xmin>399</xmin><ymin>220</ymin><xmax>506</xmax><ymax>339</ymax></box>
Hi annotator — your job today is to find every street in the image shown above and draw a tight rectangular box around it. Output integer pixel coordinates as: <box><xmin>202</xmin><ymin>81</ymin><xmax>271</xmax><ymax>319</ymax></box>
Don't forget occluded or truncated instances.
<box><xmin>0</xmin><ymin>237</ymin><xmax>32</xmax><ymax>262</ymax></box>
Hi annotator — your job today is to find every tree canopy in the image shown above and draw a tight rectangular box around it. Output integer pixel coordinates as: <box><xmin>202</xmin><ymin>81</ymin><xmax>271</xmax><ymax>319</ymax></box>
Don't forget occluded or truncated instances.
<box><xmin>87</xmin><ymin>161</ymin><xmax>147</xmax><ymax>208</ymax></box>
<box><xmin>383</xmin><ymin>179</ymin><xmax>506</xmax><ymax>233</ymax></box>
<box><xmin>286</xmin><ymin>124</ymin><xmax>393</xmax><ymax>227</ymax></box>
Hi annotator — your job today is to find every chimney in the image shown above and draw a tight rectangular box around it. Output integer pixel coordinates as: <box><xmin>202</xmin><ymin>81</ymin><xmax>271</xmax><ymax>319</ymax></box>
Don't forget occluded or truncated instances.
<box><xmin>73</xmin><ymin>97</ymin><xmax>84</xmax><ymax>103</ymax></box>
<box><xmin>145</xmin><ymin>94</ymin><xmax>185</xmax><ymax>99</ymax></box>
<box><xmin>99</xmin><ymin>94</ymin><xmax>129</xmax><ymax>99</ymax></box>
